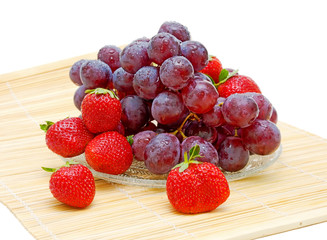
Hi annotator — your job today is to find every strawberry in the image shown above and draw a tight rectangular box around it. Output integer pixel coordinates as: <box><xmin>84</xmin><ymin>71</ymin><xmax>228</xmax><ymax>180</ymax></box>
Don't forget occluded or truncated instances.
<box><xmin>200</xmin><ymin>55</ymin><xmax>223</xmax><ymax>83</ymax></box>
<box><xmin>81</xmin><ymin>88</ymin><xmax>122</xmax><ymax>134</ymax></box>
<box><xmin>216</xmin><ymin>71</ymin><xmax>261</xmax><ymax>98</ymax></box>
<box><xmin>166</xmin><ymin>145</ymin><xmax>230</xmax><ymax>214</ymax></box>
<box><xmin>43</xmin><ymin>161</ymin><xmax>95</xmax><ymax>208</ymax></box>
<box><xmin>85</xmin><ymin>131</ymin><xmax>133</xmax><ymax>175</ymax></box>
<box><xmin>40</xmin><ymin>117</ymin><xmax>94</xmax><ymax>158</ymax></box>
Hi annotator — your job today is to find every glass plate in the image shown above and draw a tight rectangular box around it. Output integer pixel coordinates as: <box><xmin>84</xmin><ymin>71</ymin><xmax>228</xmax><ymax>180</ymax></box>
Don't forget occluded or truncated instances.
<box><xmin>62</xmin><ymin>145</ymin><xmax>282</xmax><ymax>188</ymax></box>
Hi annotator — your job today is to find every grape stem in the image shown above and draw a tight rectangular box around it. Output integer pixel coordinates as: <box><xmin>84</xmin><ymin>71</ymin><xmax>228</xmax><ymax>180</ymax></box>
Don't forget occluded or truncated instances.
<box><xmin>171</xmin><ymin>112</ymin><xmax>200</xmax><ymax>139</ymax></box>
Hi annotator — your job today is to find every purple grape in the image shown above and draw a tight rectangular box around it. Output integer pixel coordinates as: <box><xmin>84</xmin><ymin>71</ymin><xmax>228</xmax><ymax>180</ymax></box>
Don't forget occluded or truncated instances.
<box><xmin>194</xmin><ymin>72</ymin><xmax>212</xmax><ymax>83</ymax></box>
<box><xmin>244</xmin><ymin>92</ymin><xmax>273</xmax><ymax>120</ymax></box>
<box><xmin>219</xmin><ymin>136</ymin><xmax>249</xmax><ymax>172</ymax></box>
<box><xmin>147</xmin><ymin>32</ymin><xmax>180</xmax><ymax>65</ymax></box>
<box><xmin>132</xmin><ymin>37</ymin><xmax>150</xmax><ymax>43</ymax></box>
<box><xmin>270</xmin><ymin>107</ymin><xmax>278</xmax><ymax>124</ymax></box>
<box><xmin>121</xmin><ymin>95</ymin><xmax>150</xmax><ymax>132</ymax></box>
<box><xmin>214</xmin><ymin>128</ymin><xmax>228</xmax><ymax>150</ymax></box>
<box><xmin>69</xmin><ymin>59</ymin><xmax>87</xmax><ymax>86</ymax></box>
<box><xmin>159</xmin><ymin>56</ymin><xmax>194</xmax><ymax>91</ymax></box>
<box><xmin>180</xmin><ymin>40</ymin><xmax>208</xmax><ymax>71</ymax></box>
<box><xmin>120</xmin><ymin>41</ymin><xmax>151</xmax><ymax>74</ymax></box>
<box><xmin>97</xmin><ymin>45</ymin><xmax>121</xmax><ymax>72</ymax></box>
<box><xmin>221</xmin><ymin>93</ymin><xmax>259</xmax><ymax>128</ymax></box>
<box><xmin>181</xmin><ymin>78</ymin><xmax>219</xmax><ymax>114</ymax></box>
<box><xmin>73</xmin><ymin>85</ymin><xmax>87</xmax><ymax>111</ymax></box>
<box><xmin>158</xmin><ymin>21</ymin><xmax>191</xmax><ymax>42</ymax></box>
<box><xmin>80</xmin><ymin>60</ymin><xmax>113</xmax><ymax>89</ymax></box>
<box><xmin>144</xmin><ymin>133</ymin><xmax>180</xmax><ymax>174</ymax></box>
<box><xmin>181</xmin><ymin>136</ymin><xmax>219</xmax><ymax>166</ymax></box>
<box><xmin>151</xmin><ymin>91</ymin><xmax>187</xmax><ymax>125</ymax></box>
<box><xmin>202</xmin><ymin>97</ymin><xmax>226</xmax><ymax>127</ymax></box>
<box><xmin>132</xmin><ymin>130</ymin><xmax>157</xmax><ymax>161</ymax></box>
<box><xmin>112</xmin><ymin>67</ymin><xmax>134</xmax><ymax>93</ymax></box>
<box><xmin>242</xmin><ymin>119</ymin><xmax>281</xmax><ymax>155</ymax></box>
<box><xmin>133</xmin><ymin>66</ymin><xmax>164</xmax><ymax>100</ymax></box>
<box><xmin>184</xmin><ymin>120</ymin><xmax>218</xmax><ymax>144</ymax></box>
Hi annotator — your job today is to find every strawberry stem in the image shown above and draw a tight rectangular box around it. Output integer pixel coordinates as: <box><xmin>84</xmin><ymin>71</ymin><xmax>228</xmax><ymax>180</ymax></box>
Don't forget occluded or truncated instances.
<box><xmin>172</xmin><ymin>144</ymin><xmax>203</xmax><ymax>173</ymax></box>
<box><xmin>42</xmin><ymin>160</ymin><xmax>79</xmax><ymax>173</ymax></box>
<box><xmin>85</xmin><ymin>88</ymin><xmax>119</xmax><ymax>99</ymax></box>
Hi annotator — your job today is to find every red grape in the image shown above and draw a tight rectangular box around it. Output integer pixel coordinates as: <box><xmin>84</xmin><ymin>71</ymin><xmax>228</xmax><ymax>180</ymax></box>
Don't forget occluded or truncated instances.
<box><xmin>242</xmin><ymin>119</ymin><xmax>281</xmax><ymax>155</ymax></box>
<box><xmin>160</xmin><ymin>56</ymin><xmax>194</xmax><ymax>91</ymax></box>
<box><xmin>147</xmin><ymin>32</ymin><xmax>180</xmax><ymax>65</ymax></box>
<box><xmin>158</xmin><ymin>21</ymin><xmax>191</xmax><ymax>42</ymax></box>
<box><xmin>144</xmin><ymin>133</ymin><xmax>180</xmax><ymax>174</ymax></box>
<box><xmin>80</xmin><ymin>60</ymin><xmax>113</xmax><ymax>89</ymax></box>
<box><xmin>221</xmin><ymin>93</ymin><xmax>259</xmax><ymax>128</ymax></box>
<box><xmin>132</xmin><ymin>130</ymin><xmax>157</xmax><ymax>161</ymax></box>
<box><xmin>69</xmin><ymin>59</ymin><xmax>87</xmax><ymax>86</ymax></box>
<box><xmin>218</xmin><ymin>136</ymin><xmax>249</xmax><ymax>172</ymax></box>
<box><xmin>97</xmin><ymin>45</ymin><xmax>121</xmax><ymax>72</ymax></box>
<box><xmin>113</xmin><ymin>67</ymin><xmax>134</xmax><ymax>93</ymax></box>
<box><xmin>180</xmin><ymin>40</ymin><xmax>208</xmax><ymax>71</ymax></box>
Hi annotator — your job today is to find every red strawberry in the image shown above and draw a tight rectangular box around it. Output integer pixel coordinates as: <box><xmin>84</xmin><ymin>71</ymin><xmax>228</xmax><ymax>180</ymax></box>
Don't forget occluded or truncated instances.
<box><xmin>166</xmin><ymin>145</ymin><xmax>230</xmax><ymax>214</ymax></box>
<box><xmin>200</xmin><ymin>55</ymin><xmax>223</xmax><ymax>83</ymax></box>
<box><xmin>40</xmin><ymin>117</ymin><xmax>94</xmax><ymax>158</ymax></box>
<box><xmin>43</xmin><ymin>161</ymin><xmax>95</xmax><ymax>208</ymax></box>
<box><xmin>85</xmin><ymin>131</ymin><xmax>133</xmax><ymax>175</ymax></box>
<box><xmin>217</xmin><ymin>74</ymin><xmax>261</xmax><ymax>98</ymax></box>
<box><xmin>81</xmin><ymin>88</ymin><xmax>122</xmax><ymax>134</ymax></box>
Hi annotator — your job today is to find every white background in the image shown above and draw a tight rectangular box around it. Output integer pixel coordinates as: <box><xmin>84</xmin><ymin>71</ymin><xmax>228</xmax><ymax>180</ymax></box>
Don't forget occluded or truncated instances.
<box><xmin>1</xmin><ymin>0</ymin><xmax>326</xmax><ymax>239</ymax></box>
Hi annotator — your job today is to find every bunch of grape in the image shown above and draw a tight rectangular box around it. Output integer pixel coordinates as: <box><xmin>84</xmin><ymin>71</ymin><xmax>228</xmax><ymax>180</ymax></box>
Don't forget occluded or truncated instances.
<box><xmin>69</xmin><ymin>21</ymin><xmax>281</xmax><ymax>175</ymax></box>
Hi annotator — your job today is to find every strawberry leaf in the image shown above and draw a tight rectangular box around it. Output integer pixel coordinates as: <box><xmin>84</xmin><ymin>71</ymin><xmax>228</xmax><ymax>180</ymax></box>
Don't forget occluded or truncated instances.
<box><xmin>42</xmin><ymin>167</ymin><xmax>57</xmax><ymax>172</ymax></box>
<box><xmin>127</xmin><ymin>135</ymin><xmax>134</xmax><ymax>146</ymax></box>
<box><xmin>179</xmin><ymin>162</ymin><xmax>189</xmax><ymax>173</ymax></box>
<box><xmin>219</xmin><ymin>69</ymin><xmax>229</xmax><ymax>82</ymax></box>
<box><xmin>40</xmin><ymin>121</ymin><xmax>54</xmax><ymax>132</ymax></box>
<box><xmin>174</xmin><ymin>144</ymin><xmax>203</xmax><ymax>173</ymax></box>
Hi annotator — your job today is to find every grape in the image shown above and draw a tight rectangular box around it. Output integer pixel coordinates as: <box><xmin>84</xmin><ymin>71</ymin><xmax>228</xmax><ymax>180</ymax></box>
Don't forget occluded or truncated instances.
<box><xmin>244</xmin><ymin>92</ymin><xmax>273</xmax><ymax>120</ymax></box>
<box><xmin>132</xmin><ymin>37</ymin><xmax>150</xmax><ymax>43</ymax></box>
<box><xmin>242</xmin><ymin>119</ymin><xmax>281</xmax><ymax>155</ymax></box>
<box><xmin>270</xmin><ymin>107</ymin><xmax>278</xmax><ymax>124</ymax></box>
<box><xmin>184</xmin><ymin>120</ymin><xmax>218</xmax><ymax>144</ymax></box>
<box><xmin>218</xmin><ymin>136</ymin><xmax>249</xmax><ymax>172</ymax></box>
<box><xmin>97</xmin><ymin>45</ymin><xmax>121</xmax><ymax>72</ymax></box>
<box><xmin>194</xmin><ymin>72</ymin><xmax>212</xmax><ymax>83</ymax></box>
<box><xmin>181</xmin><ymin>136</ymin><xmax>219</xmax><ymax>166</ymax></box>
<box><xmin>159</xmin><ymin>56</ymin><xmax>194</xmax><ymax>91</ymax></box>
<box><xmin>214</xmin><ymin>128</ymin><xmax>228</xmax><ymax>150</ymax></box>
<box><xmin>180</xmin><ymin>40</ymin><xmax>208</xmax><ymax>71</ymax></box>
<box><xmin>132</xmin><ymin>130</ymin><xmax>157</xmax><ymax>161</ymax></box>
<box><xmin>120</xmin><ymin>41</ymin><xmax>150</xmax><ymax>74</ymax></box>
<box><xmin>220</xmin><ymin>124</ymin><xmax>242</xmax><ymax>137</ymax></box>
<box><xmin>202</xmin><ymin>97</ymin><xmax>226</xmax><ymax>127</ymax></box>
<box><xmin>181</xmin><ymin>78</ymin><xmax>219</xmax><ymax>114</ymax></box>
<box><xmin>120</xmin><ymin>95</ymin><xmax>150</xmax><ymax>132</ymax></box>
<box><xmin>80</xmin><ymin>60</ymin><xmax>113</xmax><ymax>89</ymax></box>
<box><xmin>158</xmin><ymin>21</ymin><xmax>191</xmax><ymax>42</ymax></box>
<box><xmin>221</xmin><ymin>93</ymin><xmax>259</xmax><ymax>128</ymax></box>
<box><xmin>69</xmin><ymin>59</ymin><xmax>87</xmax><ymax>86</ymax></box>
<box><xmin>112</xmin><ymin>67</ymin><xmax>134</xmax><ymax>93</ymax></box>
<box><xmin>115</xmin><ymin>121</ymin><xmax>125</xmax><ymax>136</ymax></box>
<box><xmin>133</xmin><ymin>66</ymin><xmax>164</xmax><ymax>100</ymax></box>
<box><xmin>151</xmin><ymin>91</ymin><xmax>187</xmax><ymax>125</ymax></box>
<box><xmin>144</xmin><ymin>133</ymin><xmax>180</xmax><ymax>174</ymax></box>
<box><xmin>147</xmin><ymin>32</ymin><xmax>180</xmax><ymax>65</ymax></box>
<box><xmin>225</xmin><ymin>68</ymin><xmax>239</xmax><ymax>75</ymax></box>
<box><xmin>73</xmin><ymin>85</ymin><xmax>87</xmax><ymax>111</ymax></box>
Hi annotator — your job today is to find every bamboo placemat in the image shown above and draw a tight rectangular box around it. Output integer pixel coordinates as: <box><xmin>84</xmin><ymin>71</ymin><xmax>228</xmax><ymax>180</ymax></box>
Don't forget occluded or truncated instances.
<box><xmin>1</xmin><ymin>54</ymin><xmax>327</xmax><ymax>240</ymax></box>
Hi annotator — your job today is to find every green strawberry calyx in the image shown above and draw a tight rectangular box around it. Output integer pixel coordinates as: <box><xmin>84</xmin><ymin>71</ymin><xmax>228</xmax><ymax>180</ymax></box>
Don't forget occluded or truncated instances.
<box><xmin>172</xmin><ymin>144</ymin><xmax>203</xmax><ymax>173</ymax></box>
<box><xmin>40</xmin><ymin>121</ymin><xmax>55</xmax><ymax>132</ymax></box>
<box><xmin>42</xmin><ymin>160</ymin><xmax>80</xmax><ymax>173</ymax></box>
<box><xmin>215</xmin><ymin>69</ymin><xmax>239</xmax><ymax>87</ymax></box>
<box><xmin>85</xmin><ymin>88</ymin><xmax>119</xmax><ymax>99</ymax></box>
<box><xmin>127</xmin><ymin>135</ymin><xmax>134</xmax><ymax>146</ymax></box>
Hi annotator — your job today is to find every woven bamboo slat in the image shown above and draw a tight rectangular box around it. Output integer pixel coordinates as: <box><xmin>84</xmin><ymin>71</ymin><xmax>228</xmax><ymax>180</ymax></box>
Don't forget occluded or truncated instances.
<box><xmin>1</xmin><ymin>54</ymin><xmax>327</xmax><ymax>240</ymax></box>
